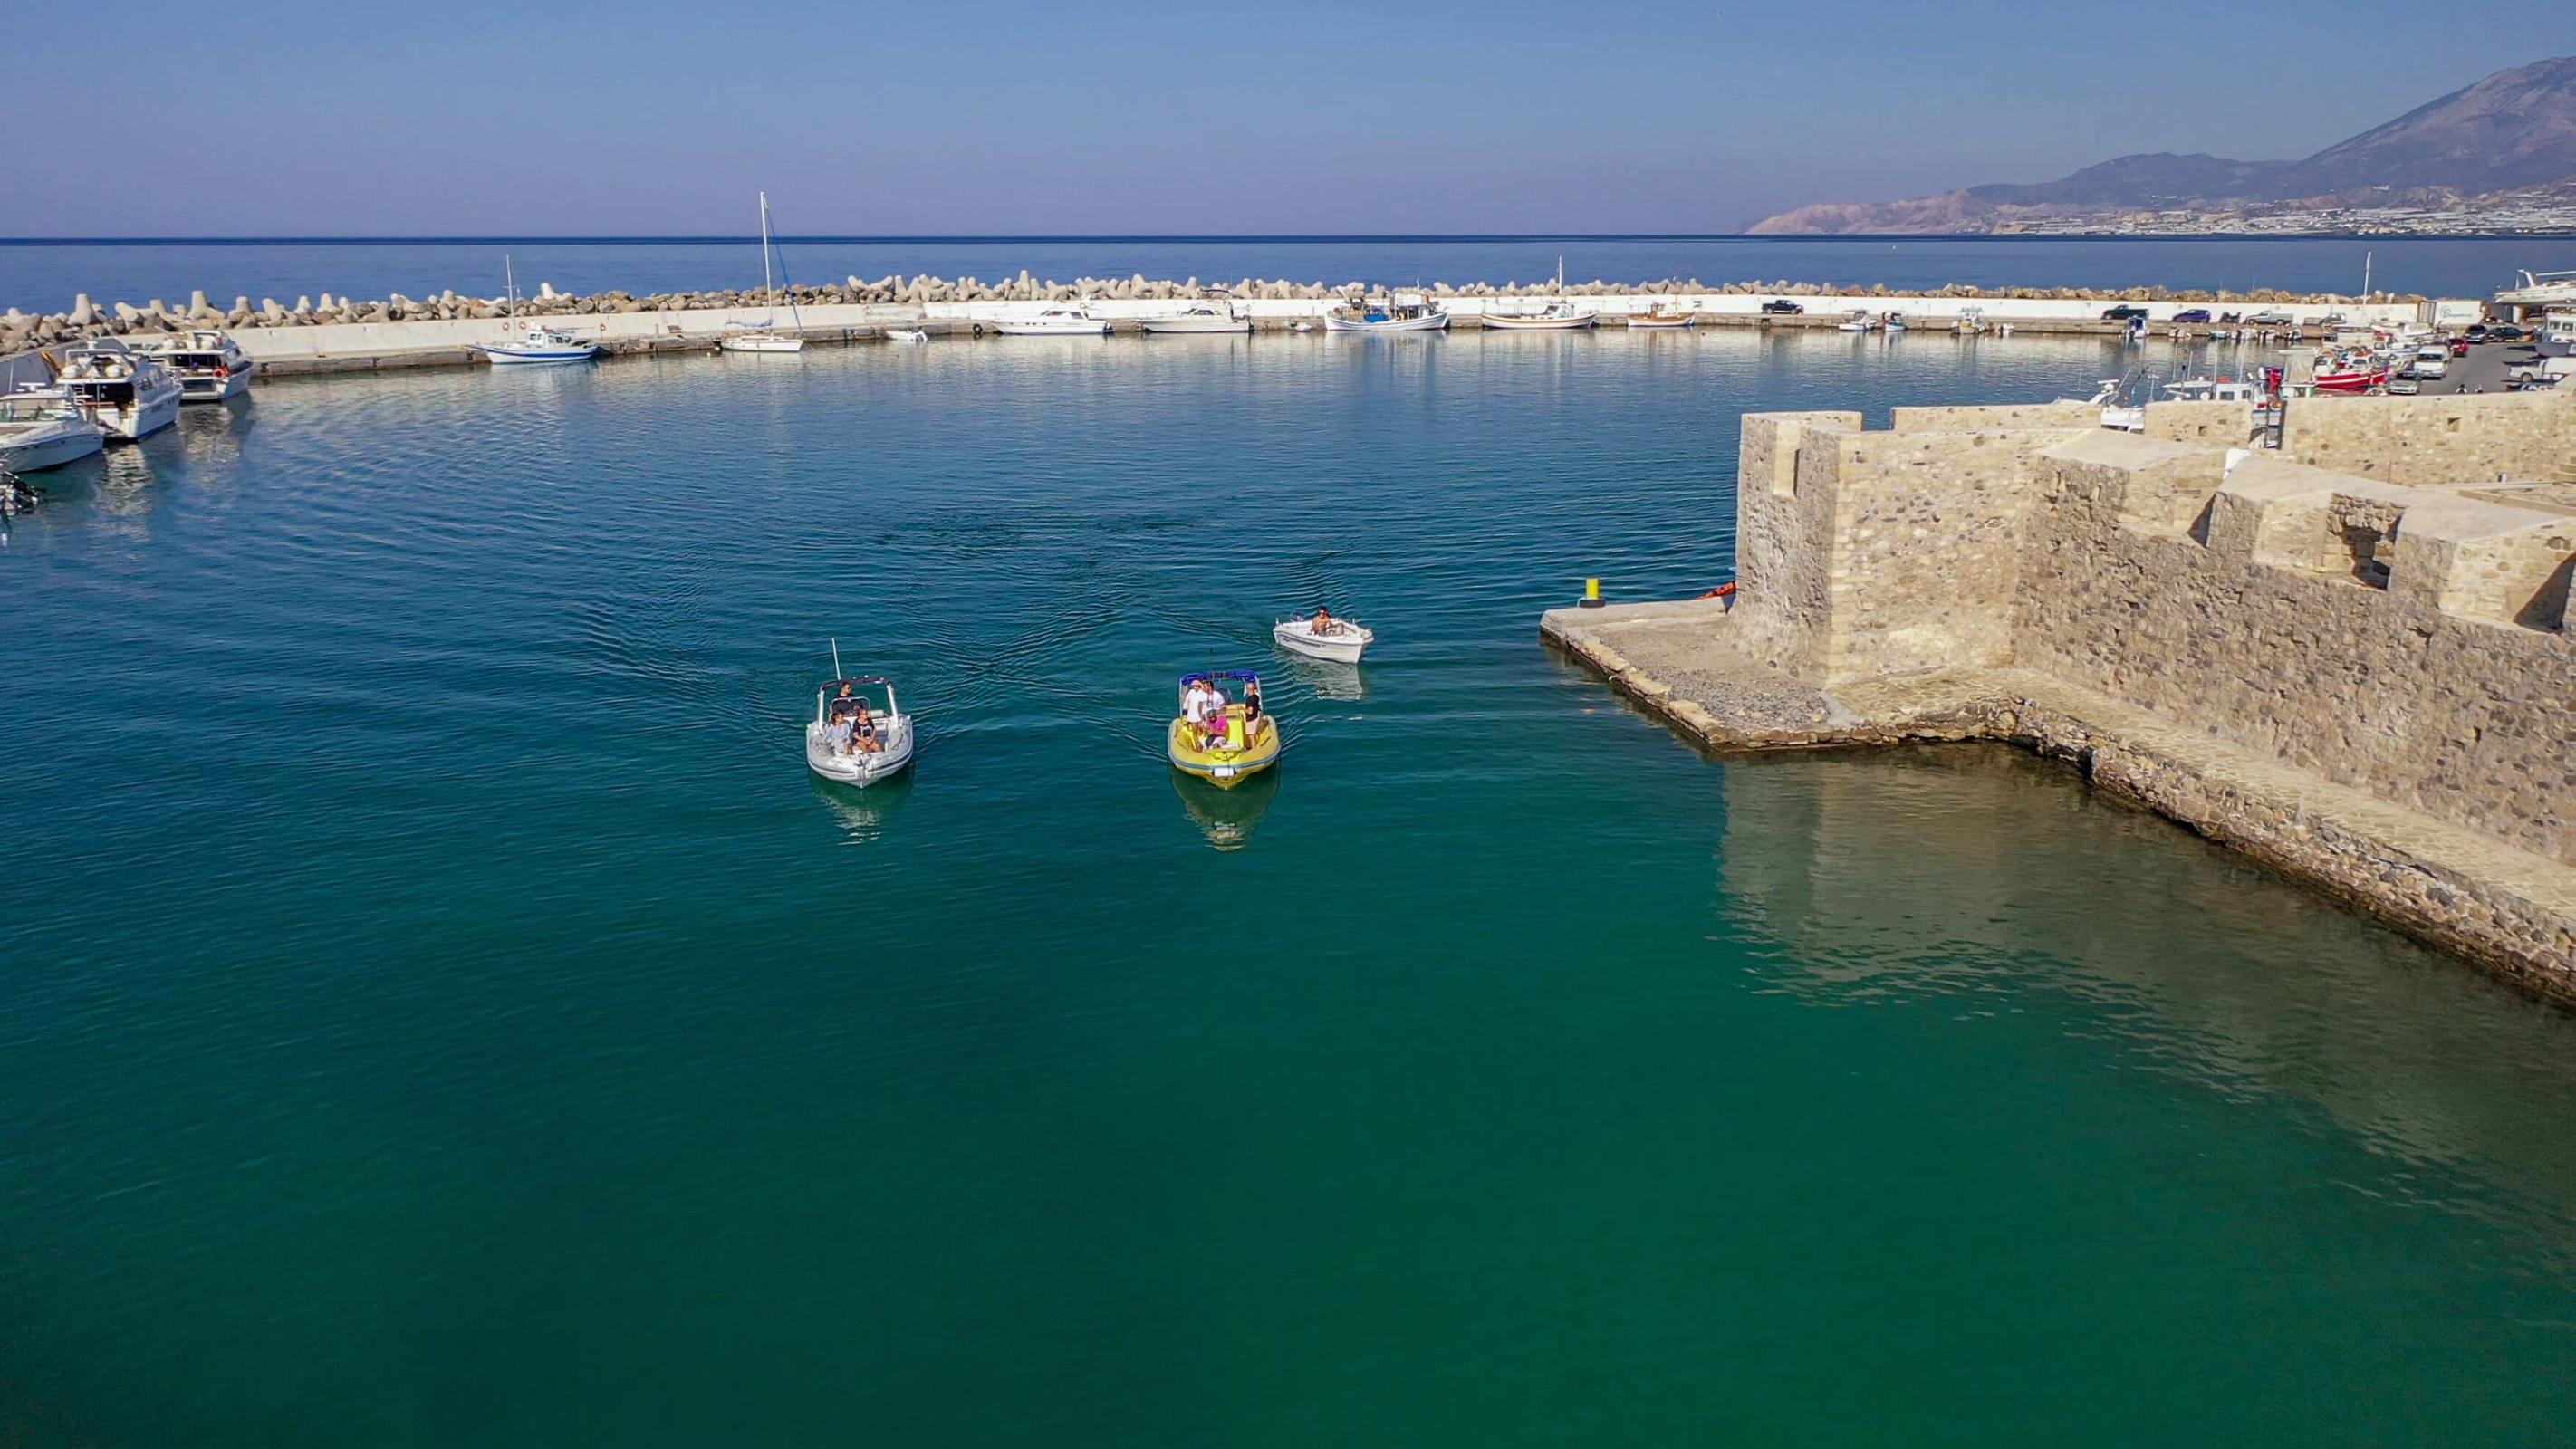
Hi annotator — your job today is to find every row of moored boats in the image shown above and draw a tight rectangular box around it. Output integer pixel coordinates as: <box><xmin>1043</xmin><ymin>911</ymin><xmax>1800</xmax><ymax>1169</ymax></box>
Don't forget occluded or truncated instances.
<box><xmin>0</xmin><ymin>331</ymin><xmax>256</xmax><ymax>475</ymax></box>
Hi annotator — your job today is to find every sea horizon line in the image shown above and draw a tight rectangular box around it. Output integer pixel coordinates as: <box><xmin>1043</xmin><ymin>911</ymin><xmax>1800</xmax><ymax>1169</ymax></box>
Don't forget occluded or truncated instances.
<box><xmin>5</xmin><ymin>232</ymin><xmax>2573</xmax><ymax>248</ymax></box>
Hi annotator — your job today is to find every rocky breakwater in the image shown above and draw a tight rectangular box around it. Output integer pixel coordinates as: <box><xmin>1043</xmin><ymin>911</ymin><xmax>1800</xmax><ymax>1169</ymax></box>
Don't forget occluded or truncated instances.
<box><xmin>0</xmin><ymin>275</ymin><xmax>2425</xmax><ymax>354</ymax></box>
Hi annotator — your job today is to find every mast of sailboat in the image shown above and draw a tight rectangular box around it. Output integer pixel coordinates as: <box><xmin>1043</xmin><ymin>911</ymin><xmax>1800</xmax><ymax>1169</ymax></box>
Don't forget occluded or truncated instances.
<box><xmin>504</xmin><ymin>254</ymin><xmax>517</xmax><ymax>317</ymax></box>
<box><xmin>2361</xmin><ymin>249</ymin><xmax>2373</xmax><ymax>305</ymax></box>
<box><xmin>759</xmin><ymin>191</ymin><xmax>776</xmax><ymax>325</ymax></box>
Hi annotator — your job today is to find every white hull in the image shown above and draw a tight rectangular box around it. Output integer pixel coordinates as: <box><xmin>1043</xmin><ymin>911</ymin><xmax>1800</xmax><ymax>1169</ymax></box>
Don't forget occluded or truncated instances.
<box><xmin>0</xmin><ymin>420</ymin><xmax>106</xmax><ymax>472</ymax></box>
<box><xmin>88</xmin><ymin>389</ymin><xmax>182</xmax><ymax>442</ymax></box>
<box><xmin>884</xmin><ymin>328</ymin><xmax>928</xmax><ymax>344</ymax></box>
<box><xmin>1480</xmin><ymin>312</ymin><xmax>1598</xmax><ymax>331</ymax></box>
<box><xmin>805</xmin><ymin>716</ymin><xmax>916</xmax><ymax>786</ymax></box>
<box><xmin>719</xmin><ymin>333</ymin><xmax>806</xmax><ymax>353</ymax></box>
<box><xmin>1274</xmin><ymin>619</ymin><xmax>1372</xmax><ymax>664</ymax></box>
<box><xmin>992</xmin><ymin>319</ymin><xmax>1112</xmax><ymax>336</ymax></box>
<box><xmin>1139</xmin><ymin>313</ymin><xmax>1252</xmax><ymax>334</ymax></box>
<box><xmin>481</xmin><ymin>346</ymin><xmax>599</xmax><ymax>366</ymax></box>
<box><xmin>176</xmin><ymin>366</ymin><xmax>255</xmax><ymax>401</ymax></box>
<box><xmin>1625</xmin><ymin>314</ymin><xmax>1697</xmax><ymax>329</ymax></box>
<box><xmin>1323</xmin><ymin>312</ymin><xmax>1448</xmax><ymax>333</ymax></box>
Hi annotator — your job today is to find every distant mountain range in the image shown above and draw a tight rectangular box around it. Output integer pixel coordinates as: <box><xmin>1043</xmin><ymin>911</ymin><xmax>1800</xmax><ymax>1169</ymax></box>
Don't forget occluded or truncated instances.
<box><xmin>1750</xmin><ymin>56</ymin><xmax>2576</xmax><ymax>235</ymax></box>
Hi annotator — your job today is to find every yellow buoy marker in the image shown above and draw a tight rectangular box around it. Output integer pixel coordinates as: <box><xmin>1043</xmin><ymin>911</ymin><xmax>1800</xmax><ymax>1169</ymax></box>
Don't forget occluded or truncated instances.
<box><xmin>1579</xmin><ymin>576</ymin><xmax>1605</xmax><ymax>609</ymax></box>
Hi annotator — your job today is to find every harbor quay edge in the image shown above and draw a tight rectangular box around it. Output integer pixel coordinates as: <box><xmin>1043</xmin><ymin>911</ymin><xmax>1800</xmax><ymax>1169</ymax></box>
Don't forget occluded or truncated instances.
<box><xmin>1543</xmin><ymin>389</ymin><xmax>2576</xmax><ymax>999</ymax></box>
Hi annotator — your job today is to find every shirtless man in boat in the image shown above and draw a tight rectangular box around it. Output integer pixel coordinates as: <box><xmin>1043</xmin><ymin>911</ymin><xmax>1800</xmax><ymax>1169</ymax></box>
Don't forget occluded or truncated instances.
<box><xmin>1309</xmin><ymin>605</ymin><xmax>1338</xmax><ymax>636</ymax></box>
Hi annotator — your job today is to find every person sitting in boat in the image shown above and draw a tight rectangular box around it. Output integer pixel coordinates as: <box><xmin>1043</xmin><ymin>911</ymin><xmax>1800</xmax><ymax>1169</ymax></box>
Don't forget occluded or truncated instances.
<box><xmin>829</xmin><ymin>682</ymin><xmax>862</xmax><ymax>722</ymax></box>
<box><xmin>1309</xmin><ymin>605</ymin><xmax>1337</xmax><ymax>637</ymax></box>
<box><xmin>849</xmin><ymin>700</ymin><xmax>882</xmax><ymax>754</ymax></box>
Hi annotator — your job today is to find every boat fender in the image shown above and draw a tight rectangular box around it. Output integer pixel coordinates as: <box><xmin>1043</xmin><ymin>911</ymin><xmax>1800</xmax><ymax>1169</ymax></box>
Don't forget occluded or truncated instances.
<box><xmin>1695</xmin><ymin>581</ymin><xmax>1737</xmax><ymax>600</ymax></box>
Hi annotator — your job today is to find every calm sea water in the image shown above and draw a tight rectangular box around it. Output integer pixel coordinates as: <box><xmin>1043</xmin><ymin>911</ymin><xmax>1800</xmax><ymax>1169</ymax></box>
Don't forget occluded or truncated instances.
<box><xmin>5</xmin><ymin>235</ymin><xmax>2574</xmax><ymax>314</ymax></box>
<box><xmin>7</xmin><ymin>328</ymin><xmax>2576</xmax><ymax>1444</ymax></box>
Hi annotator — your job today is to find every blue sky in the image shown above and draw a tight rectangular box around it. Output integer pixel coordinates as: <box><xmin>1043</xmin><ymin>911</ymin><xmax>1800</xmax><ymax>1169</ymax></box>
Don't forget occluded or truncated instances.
<box><xmin>16</xmin><ymin>0</ymin><xmax>2565</xmax><ymax>235</ymax></box>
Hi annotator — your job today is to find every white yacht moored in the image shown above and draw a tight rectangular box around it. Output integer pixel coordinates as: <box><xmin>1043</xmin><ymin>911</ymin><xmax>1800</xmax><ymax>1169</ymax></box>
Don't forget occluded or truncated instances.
<box><xmin>1274</xmin><ymin>612</ymin><xmax>1373</xmax><ymax>664</ymax></box>
<box><xmin>130</xmin><ymin>329</ymin><xmax>258</xmax><ymax>401</ymax></box>
<box><xmin>0</xmin><ymin>390</ymin><xmax>107</xmax><ymax>472</ymax></box>
<box><xmin>719</xmin><ymin>191</ymin><xmax>808</xmax><ymax>354</ymax></box>
<box><xmin>991</xmin><ymin>306</ymin><xmax>1112</xmax><ymax>337</ymax></box>
<box><xmin>1139</xmin><ymin>302</ymin><xmax>1252</xmax><ymax>334</ymax></box>
<box><xmin>55</xmin><ymin>337</ymin><xmax>183</xmax><ymax>441</ymax></box>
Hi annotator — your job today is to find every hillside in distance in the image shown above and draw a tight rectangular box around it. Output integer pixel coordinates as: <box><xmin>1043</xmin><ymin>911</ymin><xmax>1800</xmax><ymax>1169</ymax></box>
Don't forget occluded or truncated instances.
<box><xmin>1751</xmin><ymin>56</ymin><xmax>2576</xmax><ymax>234</ymax></box>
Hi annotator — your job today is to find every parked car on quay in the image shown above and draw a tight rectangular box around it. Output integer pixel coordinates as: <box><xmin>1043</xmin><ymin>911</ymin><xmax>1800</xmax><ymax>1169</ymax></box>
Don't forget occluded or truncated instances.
<box><xmin>1760</xmin><ymin>299</ymin><xmax>1804</xmax><ymax>315</ymax></box>
<box><xmin>2172</xmin><ymin>308</ymin><xmax>2212</xmax><ymax>323</ymax></box>
<box><xmin>2450</xmin><ymin>336</ymin><xmax>2471</xmax><ymax>358</ymax></box>
<box><xmin>2101</xmin><ymin>304</ymin><xmax>2151</xmax><ymax>321</ymax></box>
<box><xmin>2246</xmin><ymin>311</ymin><xmax>2294</xmax><ymax>326</ymax></box>
<box><xmin>2465</xmin><ymin>324</ymin><xmax>2491</xmax><ymax>341</ymax></box>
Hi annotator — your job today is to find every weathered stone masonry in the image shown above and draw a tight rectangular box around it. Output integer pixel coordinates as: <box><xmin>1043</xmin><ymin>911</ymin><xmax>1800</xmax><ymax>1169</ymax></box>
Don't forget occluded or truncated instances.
<box><xmin>1544</xmin><ymin>389</ymin><xmax>2576</xmax><ymax>998</ymax></box>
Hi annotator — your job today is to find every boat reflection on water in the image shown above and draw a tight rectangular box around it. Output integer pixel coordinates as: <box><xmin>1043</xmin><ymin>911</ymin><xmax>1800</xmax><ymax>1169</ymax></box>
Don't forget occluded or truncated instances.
<box><xmin>1282</xmin><ymin>655</ymin><xmax>1367</xmax><ymax>702</ymax></box>
<box><xmin>1173</xmin><ymin>765</ymin><xmax>1280</xmax><ymax>851</ymax></box>
<box><xmin>811</xmin><ymin>770</ymin><xmax>915</xmax><ymax>846</ymax></box>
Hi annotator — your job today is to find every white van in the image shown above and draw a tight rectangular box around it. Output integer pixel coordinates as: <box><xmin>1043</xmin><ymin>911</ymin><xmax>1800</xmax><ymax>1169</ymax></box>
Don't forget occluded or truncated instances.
<box><xmin>2413</xmin><ymin>348</ymin><xmax>2450</xmax><ymax>379</ymax></box>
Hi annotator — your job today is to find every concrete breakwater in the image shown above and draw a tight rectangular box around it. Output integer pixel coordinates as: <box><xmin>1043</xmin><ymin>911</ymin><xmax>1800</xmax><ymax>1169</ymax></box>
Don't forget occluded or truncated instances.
<box><xmin>1543</xmin><ymin>388</ymin><xmax>2576</xmax><ymax>999</ymax></box>
<box><xmin>1</xmin><ymin>273</ymin><xmax>2438</xmax><ymax>374</ymax></box>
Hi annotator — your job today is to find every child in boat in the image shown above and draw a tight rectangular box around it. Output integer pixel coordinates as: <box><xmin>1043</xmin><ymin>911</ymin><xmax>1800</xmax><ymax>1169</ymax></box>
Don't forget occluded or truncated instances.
<box><xmin>851</xmin><ymin>701</ymin><xmax>881</xmax><ymax>754</ymax></box>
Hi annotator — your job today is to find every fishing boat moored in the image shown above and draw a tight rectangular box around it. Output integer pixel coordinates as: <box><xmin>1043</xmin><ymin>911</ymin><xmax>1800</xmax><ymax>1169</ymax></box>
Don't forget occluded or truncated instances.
<box><xmin>1323</xmin><ymin>290</ymin><xmax>1449</xmax><ymax>333</ymax></box>
<box><xmin>471</xmin><ymin>255</ymin><xmax>604</xmax><ymax>366</ymax></box>
<box><xmin>1168</xmin><ymin>670</ymin><xmax>1280</xmax><ymax>788</ymax></box>
<box><xmin>1624</xmin><ymin>302</ymin><xmax>1697</xmax><ymax>329</ymax></box>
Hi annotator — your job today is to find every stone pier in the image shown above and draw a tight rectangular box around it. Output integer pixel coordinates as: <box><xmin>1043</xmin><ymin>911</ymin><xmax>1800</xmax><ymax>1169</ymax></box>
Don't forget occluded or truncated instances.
<box><xmin>1544</xmin><ymin>390</ymin><xmax>2576</xmax><ymax>998</ymax></box>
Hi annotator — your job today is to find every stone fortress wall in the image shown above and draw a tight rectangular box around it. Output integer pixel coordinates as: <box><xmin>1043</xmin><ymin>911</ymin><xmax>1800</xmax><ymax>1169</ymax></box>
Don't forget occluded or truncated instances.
<box><xmin>1544</xmin><ymin>388</ymin><xmax>2576</xmax><ymax>994</ymax></box>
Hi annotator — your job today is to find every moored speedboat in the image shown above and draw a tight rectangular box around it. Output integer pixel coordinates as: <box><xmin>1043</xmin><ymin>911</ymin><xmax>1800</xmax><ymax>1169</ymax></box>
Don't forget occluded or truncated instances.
<box><xmin>884</xmin><ymin>326</ymin><xmax>928</xmax><ymax>344</ymax></box>
<box><xmin>992</xmin><ymin>306</ymin><xmax>1111</xmax><ymax>337</ymax></box>
<box><xmin>1274</xmin><ymin>612</ymin><xmax>1372</xmax><ymax>664</ymax></box>
<box><xmin>130</xmin><ymin>329</ymin><xmax>258</xmax><ymax>401</ymax></box>
<box><xmin>1323</xmin><ymin>291</ymin><xmax>1448</xmax><ymax>333</ymax></box>
<box><xmin>805</xmin><ymin>673</ymin><xmax>916</xmax><ymax>787</ymax></box>
<box><xmin>1139</xmin><ymin>302</ymin><xmax>1252</xmax><ymax>334</ymax></box>
<box><xmin>55</xmin><ymin>337</ymin><xmax>182</xmax><ymax>441</ymax></box>
<box><xmin>1168</xmin><ymin>670</ymin><xmax>1280</xmax><ymax>789</ymax></box>
<box><xmin>0</xmin><ymin>390</ymin><xmax>107</xmax><ymax>472</ymax></box>
<box><xmin>1835</xmin><ymin>310</ymin><xmax>1876</xmax><ymax>333</ymax></box>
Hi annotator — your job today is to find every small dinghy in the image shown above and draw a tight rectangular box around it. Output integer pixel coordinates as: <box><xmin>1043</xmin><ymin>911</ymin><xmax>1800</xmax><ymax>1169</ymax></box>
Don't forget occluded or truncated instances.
<box><xmin>1274</xmin><ymin>610</ymin><xmax>1372</xmax><ymax>664</ymax></box>
<box><xmin>1168</xmin><ymin>670</ymin><xmax>1280</xmax><ymax>789</ymax></box>
<box><xmin>805</xmin><ymin>663</ymin><xmax>916</xmax><ymax>788</ymax></box>
<box><xmin>884</xmin><ymin>326</ymin><xmax>928</xmax><ymax>344</ymax></box>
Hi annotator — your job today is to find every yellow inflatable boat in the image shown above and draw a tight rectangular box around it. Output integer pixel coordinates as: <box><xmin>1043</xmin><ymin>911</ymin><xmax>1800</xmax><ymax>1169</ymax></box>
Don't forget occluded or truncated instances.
<box><xmin>1168</xmin><ymin>670</ymin><xmax>1280</xmax><ymax>789</ymax></box>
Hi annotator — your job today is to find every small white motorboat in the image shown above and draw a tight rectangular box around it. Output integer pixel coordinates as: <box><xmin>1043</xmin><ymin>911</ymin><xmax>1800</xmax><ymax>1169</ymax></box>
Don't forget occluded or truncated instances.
<box><xmin>0</xmin><ymin>389</ymin><xmax>107</xmax><ymax>472</ymax></box>
<box><xmin>55</xmin><ymin>337</ymin><xmax>183</xmax><ymax>441</ymax></box>
<box><xmin>1139</xmin><ymin>302</ymin><xmax>1252</xmax><ymax>334</ymax></box>
<box><xmin>1883</xmin><ymin>312</ymin><xmax>1908</xmax><ymax>332</ymax></box>
<box><xmin>805</xmin><ymin>669</ymin><xmax>917</xmax><ymax>788</ymax></box>
<box><xmin>992</xmin><ymin>306</ymin><xmax>1111</xmax><ymax>337</ymax></box>
<box><xmin>1835</xmin><ymin>310</ymin><xmax>1876</xmax><ymax>333</ymax></box>
<box><xmin>884</xmin><ymin>326</ymin><xmax>928</xmax><ymax>344</ymax></box>
<box><xmin>1274</xmin><ymin>612</ymin><xmax>1373</xmax><ymax>664</ymax></box>
<box><xmin>129</xmin><ymin>328</ymin><xmax>259</xmax><ymax>401</ymax></box>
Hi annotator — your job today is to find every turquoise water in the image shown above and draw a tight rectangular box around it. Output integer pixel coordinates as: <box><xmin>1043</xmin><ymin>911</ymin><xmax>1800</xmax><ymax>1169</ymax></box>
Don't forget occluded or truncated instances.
<box><xmin>8</xmin><ymin>330</ymin><xmax>2576</xmax><ymax>1444</ymax></box>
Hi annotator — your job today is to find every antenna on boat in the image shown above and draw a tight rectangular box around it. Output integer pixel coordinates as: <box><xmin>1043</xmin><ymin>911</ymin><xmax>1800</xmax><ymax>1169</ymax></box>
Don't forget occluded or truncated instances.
<box><xmin>831</xmin><ymin>638</ymin><xmax>842</xmax><ymax>679</ymax></box>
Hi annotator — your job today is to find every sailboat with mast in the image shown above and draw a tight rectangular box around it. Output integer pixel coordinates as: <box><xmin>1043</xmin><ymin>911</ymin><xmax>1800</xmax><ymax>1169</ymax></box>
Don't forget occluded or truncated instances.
<box><xmin>720</xmin><ymin>192</ymin><xmax>807</xmax><ymax>354</ymax></box>
<box><xmin>1480</xmin><ymin>256</ymin><xmax>1598</xmax><ymax>331</ymax></box>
